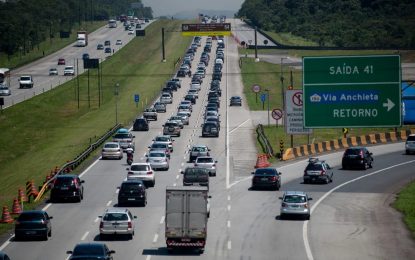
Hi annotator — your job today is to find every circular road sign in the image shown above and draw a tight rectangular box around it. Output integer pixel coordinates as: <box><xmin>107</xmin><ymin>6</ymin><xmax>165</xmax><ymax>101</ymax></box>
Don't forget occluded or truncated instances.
<box><xmin>263</xmin><ymin>39</ymin><xmax>269</xmax><ymax>45</ymax></box>
<box><xmin>252</xmin><ymin>85</ymin><xmax>261</xmax><ymax>93</ymax></box>
<box><xmin>272</xmin><ymin>108</ymin><xmax>283</xmax><ymax>120</ymax></box>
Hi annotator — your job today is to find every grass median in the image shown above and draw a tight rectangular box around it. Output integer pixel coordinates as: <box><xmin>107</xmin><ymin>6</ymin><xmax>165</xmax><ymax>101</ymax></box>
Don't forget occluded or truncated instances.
<box><xmin>394</xmin><ymin>181</ymin><xmax>415</xmax><ymax>238</ymax></box>
<box><xmin>0</xmin><ymin>19</ymin><xmax>191</xmax><ymax>234</ymax></box>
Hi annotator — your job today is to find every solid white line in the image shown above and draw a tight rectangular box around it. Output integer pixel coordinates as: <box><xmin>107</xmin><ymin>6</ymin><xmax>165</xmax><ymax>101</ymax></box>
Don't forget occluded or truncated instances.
<box><xmin>79</xmin><ymin>158</ymin><xmax>101</xmax><ymax>178</ymax></box>
<box><xmin>227</xmin><ymin>240</ymin><xmax>232</xmax><ymax>250</ymax></box>
<box><xmin>94</xmin><ymin>217</ymin><xmax>100</xmax><ymax>223</ymax></box>
<box><xmin>229</xmin><ymin>119</ymin><xmax>250</xmax><ymax>134</ymax></box>
<box><xmin>145</xmin><ymin>255</ymin><xmax>152</xmax><ymax>260</ymax></box>
<box><xmin>228</xmin><ymin>195</ymin><xmax>231</xmax><ymax>201</ymax></box>
<box><xmin>227</xmin><ymin>220</ymin><xmax>231</xmax><ymax>228</ymax></box>
<box><xmin>42</xmin><ymin>203</ymin><xmax>52</xmax><ymax>211</ymax></box>
<box><xmin>302</xmin><ymin>159</ymin><xmax>415</xmax><ymax>260</ymax></box>
<box><xmin>153</xmin><ymin>233</ymin><xmax>159</xmax><ymax>243</ymax></box>
<box><xmin>106</xmin><ymin>200</ymin><xmax>112</xmax><ymax>207</ymax></box>
<box><xmin>227</xmin><ymin>205</ymin><xmax>231</xmax><ymax>211</ymax></box>
<box><xmin>160</xmin><ymin>216</ymin><xmax>165</xmax><ymax>224</ymax></box>
<box><xmin>116</xmin><ymin>188</ymin><xmax>120</xmax><ymax>194</ymax></box>
<box><xmin>183</xmin><ymin>156</ymin><xmax>186</xmax><ymax>160</ymax></box>
<box><xmin>181</xmin><ymin>162</ymin><xmax>184</xmax><ymax>167</ymax></box>
<box><xmin>0</xmin><ymin>239</ymin><xmax>11</xmax><ymax>252</ymax></box>
<box><xmin>81</xmin><ymin>231</ymin><xmax>89</xmax><ymax>241</ymax></box>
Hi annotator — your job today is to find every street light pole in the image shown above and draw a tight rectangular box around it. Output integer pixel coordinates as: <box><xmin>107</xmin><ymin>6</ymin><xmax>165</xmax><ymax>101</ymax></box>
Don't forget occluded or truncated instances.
<box><xmin>265</xmin><ymin>89</ymin><xmax>270</xmax><ymax>125</ymax></box>
<box><xmin>280</xmin><ymin>57</ymin><xmax>287</xmax><ymax>125</ymax></box>
<box><xmin>115</xmin><ymin>83</ymin><xmax>119</xmax><ymax>125</ymax></box>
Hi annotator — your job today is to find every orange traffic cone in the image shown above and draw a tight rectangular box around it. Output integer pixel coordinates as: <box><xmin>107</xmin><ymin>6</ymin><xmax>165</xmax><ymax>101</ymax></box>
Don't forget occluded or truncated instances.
<box><xmin>0</xmin><ymin>206</ymin><xmax>14</xmax><ymax>223</ymax></box>
<box><xmin>18</xmin><ymin>188</ymin><xmax>28</xmax><ymax>203</ymax></box>
<box><xmin>11</xmin><ymin>198</ymin><xmax>22</xmax><ymax>215</ymax></box>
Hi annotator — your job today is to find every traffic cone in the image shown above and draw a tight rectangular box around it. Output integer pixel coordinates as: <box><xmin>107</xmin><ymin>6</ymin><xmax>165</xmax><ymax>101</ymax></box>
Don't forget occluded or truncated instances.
<box><xmin>0</xmin><ymin>206</ymin><xmax>14</xmax><ymax>223</ymax></box>
<box><xmin>30</xmin><ymin>184</ymin><xmax>39</xmax><ymax>198</ymax></box>
<box><xmin>18</xmin><ymin>188</ymin><xmax>28</xmax><ymax>203</ymax></box>
<box><xmin>11</xmin><ymin>198</ymin><xmax>22</xmax><ymax>215</ymax></box>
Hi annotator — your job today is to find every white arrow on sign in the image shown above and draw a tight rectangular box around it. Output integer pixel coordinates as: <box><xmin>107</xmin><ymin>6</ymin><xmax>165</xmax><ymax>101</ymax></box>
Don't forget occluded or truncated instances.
<box><xmin>383</xmin><ymin>98</ymin><xmax>395</xmax><ymax>112</ymax></box>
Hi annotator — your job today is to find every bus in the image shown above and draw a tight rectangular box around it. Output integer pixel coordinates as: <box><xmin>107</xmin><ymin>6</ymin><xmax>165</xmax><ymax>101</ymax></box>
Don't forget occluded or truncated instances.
<box><xmin>0</xmin><ymin>68</ymin><xmax>10</xmax><ymax>86</ymax></box>
<box><xmin>108</xmin><ymin>19</ymin><xmax>117</xmax><ymax>28</ymax></box>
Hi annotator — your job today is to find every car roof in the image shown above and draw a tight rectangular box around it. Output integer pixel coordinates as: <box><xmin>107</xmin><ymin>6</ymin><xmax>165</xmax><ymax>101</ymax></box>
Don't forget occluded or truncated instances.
<box><xmin>117</xmin><ymin>128</ymin><xmax>129</xmax><ymax>133</ymax></box>
<box><xmin>131</xmin><ymin>162</ymin><xmax>150</xmax><ymax>166</ymax></box>
<box><xmin>104</xmin><ymin>207</ymin><xmax>129</xmax><ymax>214</ymax></box>
<box><xmin>283</xmin><ymin>191</ymin><xmax>308</xmax><ymax>196</ymax></box>
<box><xmin>105</xmin><ymin>142</ymin><xmax>119</xmax><ymax>145</ymax></box>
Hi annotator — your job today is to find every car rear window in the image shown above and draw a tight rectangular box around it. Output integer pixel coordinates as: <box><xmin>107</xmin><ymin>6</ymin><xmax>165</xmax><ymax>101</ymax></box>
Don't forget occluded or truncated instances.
<box><xmin>193</xmin><ymin>147</ymin><xmax>207</xmax><ymax>152</ymax></box>
<box><xmin>121</xmin><ymin>183</ymin><xmax>144</xmax><ymax>191</ymax></box>
<box><xmin>20</xmin><ymin>76</ymin><xmax>31</xmax><ymax>81</ymax></box>
<box><xmin>185</xmin><ymin>168</ymin><xmax>208</xmax><ymax>176</ymax></box>
<box><xmin>18</xmin><ymin>212</ymin><xmax>44</xmax><ymax>221</ymax></box>
<box><xmin>104</xmin><ymin>143</ymin><xmax>118</xmax><ymax>148</ymax></box>
<box><xmin>54</xmin><ymin>177</ymin><xmax>75</xmax><ymax>186</ymax></box>
<box><xmin>113</xmin><ymin>133</ymin><xmax>130</xmax><ymax>139</ymax></box>
<box><xmin>345</xmin><ymin>148</ymin><xmax>362</xmax><ymax>155</ymax></box>
<box><xmin>197</xmin><ymin>158</ymin><xmax>213</xmax><ymax>163</ymax></box>
<box><xmin>305</xmin><ymin>164</ymin><xmax>323</xmax><ymax>171</ymax></box>
<box><xmin>73</xmin><ymin>245</ymin><xmax>104</xmax><ymax>256</ymax></box>
<box><xmin>149</xmin><ymin>152</ymin><xmax>165</xmax><ymax>158</ymax></box>
<box><xmin>255</xmin><ymin>168</ymin><xmax>277</xmax><ymax>176</ymax></box>
<box><xmin>103</xmin><ymin>213</ymin><xmax>128</xmax><ymax>221</ymax></box>
<box><xmin>284</xmin><ymin>195</ymin><xmax>306</xmax><ymax>203</ymax></box>
<box><xmin>131</xmin><ymin>165</ymin><xmax>149</xmax><ymax>171</ymax></box>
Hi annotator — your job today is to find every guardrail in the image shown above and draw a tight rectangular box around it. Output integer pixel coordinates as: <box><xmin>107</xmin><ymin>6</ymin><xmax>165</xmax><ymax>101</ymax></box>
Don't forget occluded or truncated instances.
<box><xmin>35</xmin><ymin>123</ymin><xmax>122</xmax><ymax>201</ymax></box>
<box><xmin>256</xmin><ymin>124</ymin><xmax>274</xmax><ymax>158</ymax></box>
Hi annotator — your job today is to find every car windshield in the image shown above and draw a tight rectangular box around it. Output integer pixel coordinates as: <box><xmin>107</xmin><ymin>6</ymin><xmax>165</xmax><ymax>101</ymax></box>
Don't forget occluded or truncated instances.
<box><xmin>155</xmin><ymin>137</ymin><xmax>169</xmax><ymax>142</ymax></box>
<box><xmin>197</xmin><ymin>158</ymin><xmax>213</xmax><ymax>163</ymax></box>
<box><xmin>103</xmin><ymin>213</ymin><xmax>128</xmax><ymax>221</ymax></box>
<box><xmin>255</xmin><ymin>168</ymin><xmax>276</xmax><ymax>176</ymax></box>
<box><xmin>73</xmin><ymin>245</ymin><xmax>104</xmax><ymax>256</ymax></box>
<box><xmin>284</xmin><ymin>195</ymin><xmax>307</xmax><ymax>203</ymax></box>
<box><xmin>131</xmin><ymin>165</ymin><xmax>149</xmax><ymax>171</ymax></box>
<box><xmin>17</xmin><ymin>212</ymin><xmax>44</xmax><ymax>221</ymax></box>
<box><xmin>193</xmin><ymin>147</ymin><xmax>207</xmax><ymax>152</ymax></box>
<box><xmin>104</xmin><ymin>143</ymin><xmax>118</xmax><ymax>148</ymax></box>
<box><xmin>152</xmin><ymin>143</ymin><xmax>167</xmax><ymax>148</ymax></box>
<box><xmin>20</xmin><ymin>76</ymin><xmax>31</xmax><ymax>81</ymax></box>
<box><xmin>165</xmin><ymin>123</ymin><xmax>176</xmax><ymax>127</ymax></box>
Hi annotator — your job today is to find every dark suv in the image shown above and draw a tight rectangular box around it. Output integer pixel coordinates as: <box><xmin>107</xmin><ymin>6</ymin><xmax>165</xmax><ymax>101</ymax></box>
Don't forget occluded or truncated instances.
<box><xmin>50</xmin><ymin>175</ymin><xmax>85</xmax><ymax>202</ymax></box>
<box><xmin>14</xmin><ymin>210</ymin><xmax>53</xmax><ymax>241</ymax></box>
<box><xmin>182</xmin><ymin>167</ymin><xmax>210</xmax><ymax>187</ymax></box>
<box><xmin>303</xmin><ymin>158</ymin><xmax>333</xmax><ymax>184</ymax></box>
<box><xmin>251</xmin><ymin>168</ymin><xmax>282</xmax><ymax>190</ymax></box>
<box><xmin>117</xmin><ymin>180</ymin><xmax>147</xmax><ymax>206</ymax></box>
<box><xmin>133</xmin><ymin>117</ymin><xmax>149</xmax><ymax>131</ymax></box>
<box><xmin>342</xmin><ymin>147</ymin><xmax>373</xmax><ymax>170</ymax></box>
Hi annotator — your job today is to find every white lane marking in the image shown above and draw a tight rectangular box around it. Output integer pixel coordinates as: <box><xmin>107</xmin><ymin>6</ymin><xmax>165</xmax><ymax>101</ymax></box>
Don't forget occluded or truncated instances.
<box><xmin>176</xmin><ymin>175</ymin><xmax>180</xmax><ymax>179</ymax></box>
<box><xmin>106</xmin><ymin>200</ymin><xmax>112</xmax><ymax>207</ymax></box>
<box><xmin>42</xmin><ymin>203</ymin><xmax>52</xmax><ymax>211</ymax></box>
<box><xmin>227</xmin><ymin>205</ymin><xmax>231</xmax><ymax>211</ymax></box>
<box><xmin>81</xmin><ymin>231</ymin><xmax>89</xmax><ymax>241</ymax></box>
<box><xmin>173</xmin><ymin>183</ymin><xmax>177</xmax><ymax>186</ymax></box>
<box><xmin>0</xmin><ymin>238</ymin><xmax>11</xmax><ymax>252</ymax></box>
<box><xmin>227</xmin><ymin>220</ymin><xmax>231</xmax><ymax>228</ymax></box>
<box><xmin>116</xmin><ymin>188</ymin><xmax>120</xmax><ymax>194</ymax></box>
<box><xmin>229</xmin><ymin>176</ymin><xmax>251</xmax><ymax>189</ymax></box>
<box><xmin>94</xmin><ymin>217</ymin><xmax>100</xmax><ymax>223</ymax></box>
<box><xmin>183</xmin><ymin>156</ymin><xmax>186</xmax><ymax>160</ymax></box>
<box><xmin>228</xmin><ymin>195</ymin><xmax>231</xmax><ymax>201</ymax></box>
<box><xmin>140</xmin><ymin>157</ymin><xmax>144</xmax><ymax>161</ymax></box>
<box><xmin>303</xmin><ymin>159</ymin><xmax>415</xmax><ymax>260</ymax></box>
<box><xmin>143</xmin><ymin>152</ymin><xmax>147</xmax><ymax>157</ymax></box>
<box><xmin>160</xmin><ymin>216</ymin><xmax>165</xmax><ymax>224</ymax></box>
<box><xmin>146</xmin><ymin>255</ymin><xmax>152</xmax><ymax>260</ymax></box>
<box><xmin>79</xmin><ymin>158</ymin><xmax>100</xmax><ymax>178</ymax></box>
<box><xmin>229</xmin><ymin>119</ymin><xmax>250</xmax><ymax>134</ymax></box>
<box><xmin>227</xmin><ymin>240</ymin><xmax>232</xmax><ymax>250</ymax></box>
<box><xmin>181</xmin><ymin>162</ymin><xmax>184</xmax><ymax>167</ymax></box>
<box><xmin>153</xmin><ymin>233</ymin><xmax>159</xmax><ymax>243</ymax></box>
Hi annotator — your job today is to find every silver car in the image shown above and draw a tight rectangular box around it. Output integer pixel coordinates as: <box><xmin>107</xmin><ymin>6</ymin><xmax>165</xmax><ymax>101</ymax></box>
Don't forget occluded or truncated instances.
<box><xmin>189</xmin><ymin>145</ymin><xmax>210</xmax><ymax>162</ymax></box>
<box><xmin>169</xmin><ymin>116</ymin><xmax>184</xmax><ymax>128</ymax></box>
<box><xmin>146</xmin><ymin>151</ymin><xmax>169</xmax><ymax>171</ymax></box>
<box><xmin>99</xmin><ymin>208</ymin><xmax>136</xmax><ymax>239</ymax></box>
<box><xmin>0</xmin><ymin>84</ymin><xmax>11</xmax><ymax>96</ymax></box>
<box><xmin>405</xmin><ymin>134</ymin><xmax>415</xmax><ymax>154</ymax></box>
<box><xmin>163</xmin><ymin>121</ymin><xmax>181</xmax><ymax>137</ymax></box>
<box><xmin>160</xmin><ymin>93</ymin><xmax>173</xmax><ymax>104</ymax></box>
<box><xmin>194</xmin><ymin>156</ymin><xmax>217</xmax><ymax>176</ymax></box>
<box><xmin>279</xmin><ymin>191</ymin><xmax>312</xmax><ymax>220</ymax></box>
<box><xmin>152</xmin><ymin>135</ymin><xmax>174</xmax><ymax>152</ymax></box>
<box><xmin>101</xmin><ymin>142</ymin><xmax>123</xmax><ymax>159</ymax></box>
<box><xmin>176</xmin><ymin>112</ymin><xmax>190</xmax><ymax>125</ymax></box>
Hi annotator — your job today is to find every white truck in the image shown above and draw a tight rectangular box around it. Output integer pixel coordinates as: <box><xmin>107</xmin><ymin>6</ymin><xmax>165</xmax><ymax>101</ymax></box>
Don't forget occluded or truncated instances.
<box><xmin>76</xmin><ymin>31</ymin><xmax>88</xmax><ymax>47</ymax></box>
<box><xmin>165</xmin><ymin>186</ymin><xmax>209</xmax><ymax>253</ymax></box>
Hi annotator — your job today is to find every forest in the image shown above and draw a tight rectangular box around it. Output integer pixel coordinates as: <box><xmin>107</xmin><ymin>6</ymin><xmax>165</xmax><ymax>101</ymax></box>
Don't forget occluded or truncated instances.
<box><xmin>237</xmin><ymin>0</ymin><xmax>415</xmax><ymax>48</ymax></box>
<box><xmin>0</xmin><ymin>0</ymin><xmax>153</xmax><ymax>56</ymax></box>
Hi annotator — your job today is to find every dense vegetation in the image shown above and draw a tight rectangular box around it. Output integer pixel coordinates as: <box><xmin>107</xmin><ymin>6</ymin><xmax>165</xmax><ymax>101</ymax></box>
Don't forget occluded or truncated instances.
<box><xmin>237</xmin><ymin>0</ymin><xmax>415</xmax><ymax>48</ymax></box>
<box><xmin>0</xmin><ymin>0</ymin><xmax>153</xmax><ymax>56</ymax></box>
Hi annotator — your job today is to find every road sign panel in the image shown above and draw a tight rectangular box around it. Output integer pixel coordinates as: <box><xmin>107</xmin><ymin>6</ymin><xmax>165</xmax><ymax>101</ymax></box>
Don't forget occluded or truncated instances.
<box><xmin>260</xmin><ymin>93</ymin><xmax>267</xmax><ymax>102</ymax></box>
<box><xmin>134</xmin><ymin>94</ymin><xmax>140</xmax><ymax>103</ymax></box>
<box><xmin>285</xmin><ymin>90</ymin><xmax>312</xmax><ymax>134</ymax></box>
<box><xmin>272</xmin><ymin>109</ymin><xmax>283</xmax><ymax>120</ymax></box>
<box><xmin>252</xmin><ymin>85</ymin><xmax>261</xmax><ymax>93</ymax></box>
<box><xmin>181</xmin><ymin>23</ymin><xmax>231</xmax><ymax>36</ymax></box>
<box><xmin>303</xmin><ymin>55</ymin><xmax>401</xmax><ymax>128</ymax></box>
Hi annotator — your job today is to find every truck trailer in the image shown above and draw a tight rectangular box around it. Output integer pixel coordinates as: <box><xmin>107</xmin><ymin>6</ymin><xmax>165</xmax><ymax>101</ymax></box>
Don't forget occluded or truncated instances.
<box><xmin>165</xmin><ymin>186</ymin><xmax>209</xmax><ymax>253</ymax></box>
<box><xmin>76</xmin><ymin>31</ymin><xmax>88</xmax><ymax>47</ymax></box>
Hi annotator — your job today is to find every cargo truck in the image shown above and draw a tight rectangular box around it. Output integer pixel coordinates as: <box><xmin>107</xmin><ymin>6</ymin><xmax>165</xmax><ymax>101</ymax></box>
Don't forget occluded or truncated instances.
<box><xmin>165</xmin><ymin>186</ymin><xmax>209</xmax><ymax>253</ymax></box>
<box><xmin>76</xmin><ymin>31</ymin><xmax>88</xmax><ymax>47</ymax></box>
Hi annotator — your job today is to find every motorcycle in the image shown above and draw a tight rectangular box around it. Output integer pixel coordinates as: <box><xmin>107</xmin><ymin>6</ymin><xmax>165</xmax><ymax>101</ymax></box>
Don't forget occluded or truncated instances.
<box><xmin>126</xmin><ymin>147</ymin><xmax>134</xmax><ymax>165</ymax></box>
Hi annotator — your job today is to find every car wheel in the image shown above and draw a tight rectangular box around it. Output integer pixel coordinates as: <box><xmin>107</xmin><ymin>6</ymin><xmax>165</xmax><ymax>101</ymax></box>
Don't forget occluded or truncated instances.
<box><xmin>342</xmin><ymin>164</ymin><xmax>347</xmax><ymax>170</ymax></box>
<box><xmin>76</xmin><ymin>194</ymin><xmax>82</xmax><ymax>203</ymax></box>
<box><xmin>305</xmin><ymin>214</ymin><xmax>310</xmax><ymax>220</ymax></box>
<box><xmin>406</xmin><ymin>150</ymin><xmax>410</xmax><ymax>155</ymax></box>
<box><xmin>325</xmin><ymin>177</ymin><xmax>330</xmax><ymax>184</ymax></box>
<box><xmin>43</xmin><ymin>231</ymin><xmax>49</xmax><ymax>241</ymax></box>
<box><xmin>304</xmin><ymin>179</ymin><xmax>309</xmax><ymax>184</ymax></box>
<box><xmin>330</xmin><ymin>175</ymin><xmax>334</xmax><ymax>182</ymax></box>
<box><xmin>152</xmin><ymin>181</ymin><xmax>155</xmax><ymax>187</ymax></box>
<box><xmin>48</xmin><ymin>229</ymin><xmax>52</xmax><ymax>237</ymax></box>
<box><xmin>363</xmin><ymin>162</ymin><xmax>368</xmax><ymax>170</ymax></box>
<box><xmin>279</xmin><ymin>214</ymin><xmax>285</xmax><ymax>220</ymax></box>
<box><xmin>369</xmin><ymin>161</ymin><xmax>373</xmax><ymax>168</ymax></box>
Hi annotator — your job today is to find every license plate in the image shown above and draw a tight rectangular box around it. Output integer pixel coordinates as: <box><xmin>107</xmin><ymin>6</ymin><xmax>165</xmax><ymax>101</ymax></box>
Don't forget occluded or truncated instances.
<box><xmin>128</xmin><ymin>198</ymin><xmax>135</xmax><ymax>201</ymax></box>
<box><xmin>61</xmin><ymin>187</ymin><xmax>69</xmax><ymax>190</ymax></box>
<box><xmin>261</xmin><ymin>177</ymin><xmax>268</xmax><ymax>181</ymax></box>
<box><xmin>181</xmin><ymin>238</ymin><xmax>191</xmax><ymax>242</ymax></box>
<box><xmin>25</xmin><ymin>231</ymin><xmax>36</xmax><ymax>234</ymax></box>
<box><xmin>290</xmin><ymin>205</ymin><xmax>299</xmax><ymax>208</ymax></box>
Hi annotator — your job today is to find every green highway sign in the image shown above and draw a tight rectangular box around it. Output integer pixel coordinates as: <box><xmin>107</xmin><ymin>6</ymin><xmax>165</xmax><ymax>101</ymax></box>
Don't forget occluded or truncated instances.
<box><xmin>303</xmin><ymin>55</ymin><xmax>401</xmax><ymax>128</ymax></box>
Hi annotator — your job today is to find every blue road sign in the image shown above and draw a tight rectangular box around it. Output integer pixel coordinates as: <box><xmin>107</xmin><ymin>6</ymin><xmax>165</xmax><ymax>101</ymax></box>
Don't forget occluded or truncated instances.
<box><xmin>134</xmin><ymin>94</ymin><xmax>140</xmax><ymax>103</ymax></box>
<box><xmin>260</xmin><ymin>93</ymin><xmax>267</xmax><ymax>102</ymax></box>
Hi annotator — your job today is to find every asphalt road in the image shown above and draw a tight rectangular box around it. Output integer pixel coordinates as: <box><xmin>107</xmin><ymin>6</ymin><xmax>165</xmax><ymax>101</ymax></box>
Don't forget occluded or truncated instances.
<box><xmin>1</xmin><ymin>33</ymin><xmax>415</xmax><ymax>260</ymax></box>
<box><xmin>229</xmin><ymin>19</ymin><xmax>276</xmax><ymax>47</ymax></box>
<box><xmin>2</xmin><ymin>20</ymin><xmax>153</xmax><ymax>109</ymax></box>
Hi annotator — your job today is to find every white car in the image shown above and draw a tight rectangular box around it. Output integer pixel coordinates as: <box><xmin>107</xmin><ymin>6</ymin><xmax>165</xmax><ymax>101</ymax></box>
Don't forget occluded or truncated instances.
<box><xmin>152</xmin><ymin>135</ymin><xmax>174</xmax><ymax>152</ymax></box>
<box><xmin>63</xmin><ymin>66</ymin><xmax>75</xmax><ymax>76</ymax></box>
<box><xmin>187</xmin><ymin>89</ymin><xmax>199</xmax><ymax>99</ymax></box>
<box><xmin>116</xmin><ymin>39</ymin><xmax>122</xmax><ymax>45</ymax></box>
<box><xmin>176</xmin><ymin>112</ymin><xmax>189</xmax><ymax>125</ymax></box>
<box><xmin>169</xmin><ymin>116</ymin><xmax>184</xmax><ymax>128</ymax></box>
<box><xmin>128</xmin><ymin>28</ymin><xmax>134</xmax><ymax>35</ymax></box>
<box><xmin>190</xmin><ymin>83</ymin><xmax>201</xmax><ymax>91</ymax></box>
<box><xmin>160</xmin><ymin>93</ymin><xmax>173</xmax><ymax>104</ymax></box>
<box><xmin>0</xmin><ymin>84</ymin><xmax>11</xmax><ymax>96</ymax></box>
<box><xmin>194</xmin><ymin>156</ymin><xmax>217</xmax><ymax>176</ymax></box>
<box><xmin>99</xmin><ymin>208</ymin><xmax>136</xmax><ymax>239</ymax></box>
<box><xmin>127</xmin><ymin>163</ymin><xmax>155</xmax><ymax>187</ymax></box>
<box><xmin>146</xmin><ymin>151</ymin><xmax>169</xmax><ymax>171</ymax></box>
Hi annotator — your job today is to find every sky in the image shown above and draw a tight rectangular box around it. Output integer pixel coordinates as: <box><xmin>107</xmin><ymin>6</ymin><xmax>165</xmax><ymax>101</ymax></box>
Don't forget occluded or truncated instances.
<box><xmin>141</xmin><ymin>0</ymin><xmax>244</xmax><ymax>17</ymax></box>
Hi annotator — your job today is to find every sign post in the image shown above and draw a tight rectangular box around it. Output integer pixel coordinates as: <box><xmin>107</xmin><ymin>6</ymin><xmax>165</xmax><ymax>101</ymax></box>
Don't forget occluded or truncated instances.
<box><xmin>134</xmin><ymin>94</ymin><xmax>140</xmax><ymax>108</ymax></box>
<box><xmin>252</xmin><ymin>84</ymin><xmax>261</xmax><ymax>103</ymax></box>
<box><xmin>260</xmin><ymin>93</ymin><xmax>267</xmax><ymax>110</ymax></box>
<box><xmin>272</xmin><ymin>108</ymin><xmax>283</xmax><ymax>127</ymax></box>
<box><xmin>303</xmin><ymin>55</ymin><xmax>401</xmax><ymax>128</ymax></box>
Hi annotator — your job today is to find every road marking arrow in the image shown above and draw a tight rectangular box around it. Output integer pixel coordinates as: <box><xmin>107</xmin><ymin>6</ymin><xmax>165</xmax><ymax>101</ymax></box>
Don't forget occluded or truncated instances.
<box><xmin>383</xmin><ymin>98</ymin><xmax>395</xmax><ymax>112</ymax></box>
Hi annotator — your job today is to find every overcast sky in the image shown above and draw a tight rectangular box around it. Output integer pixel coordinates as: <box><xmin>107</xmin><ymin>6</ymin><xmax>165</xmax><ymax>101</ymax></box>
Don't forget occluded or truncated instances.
<box><xmin>142</xmin><ymin>0</ymin><xmax>244</xmax><ymax>17</ymax></box>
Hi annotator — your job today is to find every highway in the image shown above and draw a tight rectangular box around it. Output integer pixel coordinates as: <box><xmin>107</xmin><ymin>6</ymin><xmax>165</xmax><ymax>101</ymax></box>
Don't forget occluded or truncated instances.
<box><xmin>2</xmin><ymin>20</ymin><xmax>152</xmax><ymax>109</ymax></box>
<box><xmin>230</xmin><ymin>18</ymin><xmax>276</xmax><ymax>47</ymax></box>
<box><xmin>1</xmin><ymin>31</ymin><xmax>415</xmax><ymax>260</ymax></box>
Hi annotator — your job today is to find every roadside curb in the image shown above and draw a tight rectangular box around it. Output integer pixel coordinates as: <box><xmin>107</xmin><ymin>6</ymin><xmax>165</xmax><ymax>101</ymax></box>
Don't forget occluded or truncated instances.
<box><xmin>282</xmin><ymin>129</ymin><xmax>415</xmax><ymax>160</ymax></box>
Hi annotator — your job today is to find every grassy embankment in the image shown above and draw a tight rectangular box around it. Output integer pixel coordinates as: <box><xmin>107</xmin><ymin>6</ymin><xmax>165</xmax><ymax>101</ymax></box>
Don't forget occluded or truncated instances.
<box><xmin>394</xmin><ymin>182</ymin><xmax>415</xmax><ymax>238</ymax></box>
<box><xmin>0</xmin><ymin>19</ymin><xmax>192</xmax><ymax>234</ymax></box>
<box><xmin>0</xmin><ymin>21</ymin><xmax>105</xmax><ymax>69</ymax></box>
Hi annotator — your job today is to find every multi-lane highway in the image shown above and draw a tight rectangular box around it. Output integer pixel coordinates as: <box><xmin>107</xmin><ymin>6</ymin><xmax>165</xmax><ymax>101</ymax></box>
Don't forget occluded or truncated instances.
<box><xmin>2</xmin><ymin>20</ymin><xmax>152</xmax><ymax>108</ymax></box>
<box><xmin>1</xmin><ymin>28</ymin><xmax>415</xmax><ymax>260</ymax></box>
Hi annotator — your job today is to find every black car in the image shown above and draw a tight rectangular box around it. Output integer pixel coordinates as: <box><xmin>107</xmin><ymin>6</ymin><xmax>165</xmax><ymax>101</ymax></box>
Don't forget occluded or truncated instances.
<box><xmin>15</xmin><ymin>210</ymin><xmax>53</xmax><ymax>241</ymax></box>
<box><xmin>50</xmin><ymin>175</ymin><xmax>84</xmax><ymax>202</ymax></box>
<box><xmin>133</xmin><ymin>117</ymin><xmax>149</xmax><ymax>131</ymax></box>
<box><xmin>185</xmin><ymin>94</ymin><xmax>197</xmax><ymax>104</ymax></box>
<box><xmin>342</xmin><ymin>147</ymin><xmax>373</xmax><ymax>170</ymax></box>
<box><xmin>208</xmin><ymin>97</ymin><xmax>220</xmax><ymax>107</ymax></box>
<box><xmin>303</xmin><ymin>157</ymin><xmax>333</xmax><ymax>184</ymax></box>
<box><xmin>212</xmin><ymin>72</ymin><xmax>222</xmax><ymax>81</ymax></box>
<box><xmin>104</xmin><ymin>47</ymin><xmax>111</xmax><ymax>54</ymax></box>
<box><xmin>67</xmin><ymin>243</ymin><xmax>115</xmax><ymax>260</ymax></box>
<box><xmin>104</xmin><ymin>40</ymin><xmax>111</xmax><ymax>46</ymax></box>
<box><xmin>230</xmin><ymin>96</ymin><xmax>242</xmax><ymax>106</ymax></box>
<box><xmin>202</xmin><ymin>122</ymin><xmax>220</xmax><ymax>137</ymax></box>
<box><xmin>97</xmin><ymin>44</ymin><xmax>104</xmax><ymax>50</ymax></box>
<box><xmin>176</xmin><ymin>69</ymin><xmax>188</xmax><ymax>78</ymax></box>
<box><xmin>118</xmin><ymin>179</ymin><xmax>147</xmax><ymax>206</ymax></box>
<box><xmin>0</xmin><ymin>252</ymin><xmax>10</xmax><ymax>260</ymax></box>
<box><xmin>251</xmin><ymin>168</ymin><xmax>282</xmax><ymax>190</ymax></box>
<box><xmin>166</xmin><ymin>80</ymin><xmax>180</xmax><ymax>90</ymax></box>
<box><xmin>82</xmin><ymin>53</ymin><xmax>89</xmax><ymax>60</ymax></box>
<box><xmin>182</xmin><ymin>167</ymin><xmax>210</xmax><ymax>187</ymax></box>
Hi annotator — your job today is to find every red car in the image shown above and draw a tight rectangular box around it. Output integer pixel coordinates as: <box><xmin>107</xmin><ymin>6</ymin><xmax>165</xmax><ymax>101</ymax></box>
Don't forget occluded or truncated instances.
<box><xmin>58</xmin><ymin>58</ymin><xmax>65</xmax><ymax>65</ymax></box>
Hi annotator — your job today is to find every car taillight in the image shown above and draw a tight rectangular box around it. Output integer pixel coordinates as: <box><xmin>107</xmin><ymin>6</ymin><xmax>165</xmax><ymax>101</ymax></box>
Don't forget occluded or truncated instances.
<box><xmin>147</xmin><ymin>171</ymin><xmax>153</xmax><ymax>175</ymax></box>
<box><xmin>99</xmin><ymin>222</ymin><xmax>103</xmax><ymax>229</ymax></box>
<box><xmin>270</xmin><ymin>176</ymin><xmax>277</xmax><ymax>181</ymax></box>
<box><xmin>128</xmin><ymin>222</ymin><xmax>132</xmax><ymax>229</ymax></box>
<box><xmin>359</xmin><ymin>151</ymin><xmax>364</xmax><ymax>159</ymax></box>
<box><xmin>320</xmin><ymin>170</ymin><xmax>325</xmax><ymax>176</ymax></box>
<box><xmin>282</xmin><ymin>203</ymin><xmax>287</xmax><ymax>207</ymax></box>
